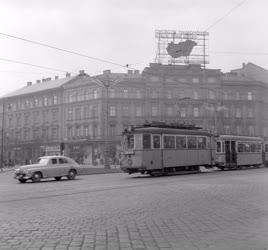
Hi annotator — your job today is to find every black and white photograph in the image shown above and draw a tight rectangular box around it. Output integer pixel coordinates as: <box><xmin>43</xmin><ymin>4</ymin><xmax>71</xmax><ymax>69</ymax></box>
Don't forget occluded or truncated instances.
<box><xmin>1</xmin><ymin>0</ymin><xmax>268</xmax><ymax>249</ymax></box>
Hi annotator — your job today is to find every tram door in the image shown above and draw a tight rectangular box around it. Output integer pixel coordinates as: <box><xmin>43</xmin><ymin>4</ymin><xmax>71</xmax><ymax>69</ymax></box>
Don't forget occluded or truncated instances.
<box><xmin>225</xmin><ymin>140</ymin><xmax>237</xmax><ymax>166</ymax></box>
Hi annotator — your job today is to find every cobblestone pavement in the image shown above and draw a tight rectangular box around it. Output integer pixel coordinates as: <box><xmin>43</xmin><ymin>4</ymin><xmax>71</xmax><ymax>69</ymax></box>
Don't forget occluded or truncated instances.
<box><xmin>0</xmin><ymin>168</ymin><xmax>268</xmax><ymax>249</ymax></box>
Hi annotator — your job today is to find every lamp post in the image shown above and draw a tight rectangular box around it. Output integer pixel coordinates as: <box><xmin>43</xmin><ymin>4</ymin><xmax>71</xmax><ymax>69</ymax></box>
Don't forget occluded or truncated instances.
<box><xmin>92</xmin><ymin>75</ymin><xmax>122</xmax><ymax>169</ymax></box>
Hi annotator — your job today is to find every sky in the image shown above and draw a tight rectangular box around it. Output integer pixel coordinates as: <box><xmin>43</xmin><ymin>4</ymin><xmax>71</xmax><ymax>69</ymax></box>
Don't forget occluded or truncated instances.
<box><xmin>0</xmin><ymin>0</ymin><xmax>268</xmax><ymax>96</ymax></box>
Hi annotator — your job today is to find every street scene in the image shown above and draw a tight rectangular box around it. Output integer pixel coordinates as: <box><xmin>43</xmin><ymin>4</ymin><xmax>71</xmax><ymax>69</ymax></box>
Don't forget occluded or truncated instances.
<box><xmin>0</xmin><ymin>168</ymin><xmax>268</xmax><ymax>250</ymax></box>
<box><xmin>1</xmin><ymin>0</ymin><xmax>268</xmax><ymax>249</ymax></box>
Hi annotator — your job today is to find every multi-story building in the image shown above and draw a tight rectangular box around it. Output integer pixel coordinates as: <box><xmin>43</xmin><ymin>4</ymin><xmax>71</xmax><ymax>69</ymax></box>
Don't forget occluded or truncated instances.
<box><xmin>1</xmin><ymin>63</ymin><xmax>268</xmax><ymax>166</ymax></box>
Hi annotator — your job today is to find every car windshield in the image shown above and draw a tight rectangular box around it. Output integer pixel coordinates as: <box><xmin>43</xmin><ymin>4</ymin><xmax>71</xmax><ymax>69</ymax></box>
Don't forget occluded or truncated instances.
<box><xmin>37</xmin><ymin>158</ymin><xmax>49</xmax><ymax>165</ymax></box>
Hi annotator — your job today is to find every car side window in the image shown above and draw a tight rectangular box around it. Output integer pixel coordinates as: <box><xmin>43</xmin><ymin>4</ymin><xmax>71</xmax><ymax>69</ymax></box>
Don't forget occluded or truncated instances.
<box><xmin>59</xmin><ymin>158</ymin><xmax>67</xmax><ymax>164</ymax></box>
<box><xmin>51</xmin><ymin>158</ymin><xmax>58</xmax><ymax>164</ymax></box>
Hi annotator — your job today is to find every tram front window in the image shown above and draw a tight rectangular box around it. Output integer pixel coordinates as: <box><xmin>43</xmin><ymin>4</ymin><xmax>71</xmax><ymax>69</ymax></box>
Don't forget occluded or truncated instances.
<box><xmin>125</xmin><ymin>134</ymin><xmax>134</xmax><ymax>149</ymax></box>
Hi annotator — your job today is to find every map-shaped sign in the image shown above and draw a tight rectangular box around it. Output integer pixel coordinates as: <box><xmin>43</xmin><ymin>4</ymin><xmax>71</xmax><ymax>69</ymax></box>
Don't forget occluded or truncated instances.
<box><xmin>166</xmin><ymin>39</ymin><xmax>197</xmax><ymax>58</ymax></box>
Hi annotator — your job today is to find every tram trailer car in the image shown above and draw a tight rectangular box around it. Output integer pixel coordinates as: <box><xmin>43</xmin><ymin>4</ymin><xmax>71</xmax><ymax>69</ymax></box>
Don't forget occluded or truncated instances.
<box><xmin>120</xmin><ymin>125</ymin><xmax>215</xmax><ymax>176</ymax></box>
<box><xmin>215</xmin><ymin>135</ymin><xmax>263</xmax><ymax>170</ymax></box>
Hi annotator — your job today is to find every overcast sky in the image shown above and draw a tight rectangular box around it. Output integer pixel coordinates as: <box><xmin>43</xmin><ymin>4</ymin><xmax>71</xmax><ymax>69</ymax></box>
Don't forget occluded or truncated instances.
<box><xmin>0</xmin><ymin>0</ymin><xmax>267</xmax><ymax>96</ymax></box>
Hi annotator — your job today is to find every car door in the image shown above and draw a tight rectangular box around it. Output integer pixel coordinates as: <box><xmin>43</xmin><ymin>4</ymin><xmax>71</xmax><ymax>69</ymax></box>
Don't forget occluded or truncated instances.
<box><xmin>58</xmin><ymin>157</ymin><xmax>70</xmax><ymax>176</ymax></box>
<box><xmin>47</xmin><ymin>157</ymin><xmax>59</xmax><ymax>178</ymax></box>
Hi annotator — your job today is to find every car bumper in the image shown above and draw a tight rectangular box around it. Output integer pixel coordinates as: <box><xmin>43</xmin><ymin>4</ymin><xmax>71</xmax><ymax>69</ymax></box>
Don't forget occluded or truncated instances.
<box><xmin>14</xmin><ymin>173</ymin><xmax>30</xmax><ymax>180</ymax></box>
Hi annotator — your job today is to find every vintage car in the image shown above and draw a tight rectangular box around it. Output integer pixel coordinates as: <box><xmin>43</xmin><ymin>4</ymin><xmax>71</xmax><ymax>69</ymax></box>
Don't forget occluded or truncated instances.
<box><xmin>14</xmin><ymin>156</ymin><xmax>80</xmax><ymax>183</ymax></box>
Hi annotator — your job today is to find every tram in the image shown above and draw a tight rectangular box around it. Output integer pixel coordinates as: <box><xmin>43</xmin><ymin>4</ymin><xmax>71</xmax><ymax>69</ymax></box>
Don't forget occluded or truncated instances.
<box><xmin>215</xmin><ymin>135</ymin><xmax>263</xmax><ymax>169</ymax></box>
<box><xmin>120</xmin><ymin>122</ymin><xmax>215</xmax><ymax>176</ymax></box>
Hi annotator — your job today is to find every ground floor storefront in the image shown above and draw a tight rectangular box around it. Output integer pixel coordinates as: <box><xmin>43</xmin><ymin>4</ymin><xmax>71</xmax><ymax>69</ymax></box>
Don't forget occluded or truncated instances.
<box><xmin>1</xmin><ymin>139</ymin><xmax>121</xmax><ymax>166</ymax></box>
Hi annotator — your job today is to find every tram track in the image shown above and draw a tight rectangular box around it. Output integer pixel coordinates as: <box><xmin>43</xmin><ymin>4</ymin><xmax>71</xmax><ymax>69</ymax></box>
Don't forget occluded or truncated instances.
<box><xmin>1</xmin><ymin>167</ymin><xmax>267</xmax><ymax>204</ymax></box>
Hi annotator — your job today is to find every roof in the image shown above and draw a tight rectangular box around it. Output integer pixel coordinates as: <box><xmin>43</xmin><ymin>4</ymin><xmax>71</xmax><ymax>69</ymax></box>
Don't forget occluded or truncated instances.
<box><xmin>3</xmin><ymin>76</ymin><xmax>76</xmax><ymax>98</ymax></box>
<box><xmin>218</xmin><ymin>135</ymin><xmax>263</xmax><ymax>141</ymax></box>
<box><xmin>127</xmin><ymin>127</ymin><xmax>212</xmax><ymax>136</ymax></box>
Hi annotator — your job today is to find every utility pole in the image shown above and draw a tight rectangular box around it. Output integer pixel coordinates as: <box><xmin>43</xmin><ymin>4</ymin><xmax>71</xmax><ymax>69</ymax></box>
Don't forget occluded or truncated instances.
<box><xmin>1</xmin><ymin>98</ymin><xmax>5</xmax><ymax>171</ymax></box>
<box><xmin>92</xmin><ymin>75</ymin><xmax>122</xmax><ymax>169</ymax></box>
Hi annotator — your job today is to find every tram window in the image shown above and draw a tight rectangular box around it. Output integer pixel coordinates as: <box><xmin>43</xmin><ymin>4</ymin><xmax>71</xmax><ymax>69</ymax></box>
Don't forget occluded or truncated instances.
<box><xmin>187</xmin><ymin>136</ymin><xmax>197</xmax><ymax>149</ymax></box>
<box><xmin>237</xmin><ymin>143</ymin><xmax>244</xmax><ymax>152</ymax></box>
<box><xmin>176</xmin><ymin>136</ymin><xmax>186</xmax><ymax>149</ymax></box>
<box><xmin>197</xmin><ymin>137</ymin><xmax>206</xmax><ymax>149</ymax></box>
<box><xmin>143</xmin><ymin>134</ymin><xmax>151</xmax><ymax>149</ymax></box>
<box><xmin>153</xmin><ymin>135</ymin><xmax>161</xmax><ymax>149</ymax></box>
<box><xmin>257</xmin><ymin>143</ymin><xmax>262</xmax><ymax>152</ymax></box>
<box><xmin>126</xmin><ymin>135</ymin><xmax>134</xmax><ymax>149</ymax></box>
<box><xmin>250</xmin><ymin>143</ymin><xmax>257</xmax><ymax>152</ymax></box>
<box><xmin>134</xmin><ymin>134</ymin><xmax>142</xmax><ymax>149</ymax></box>
<box><xmin>163</xmin><ymin>135</ymin><xmax>175</xmax><ymax>149</ymax></box>
<box><xmin>265</xmin><ymin>144</ymin><xmax>268</xmax><ymax>152</ymax></box>
<box><xmin>245</xmin><ymin>143</ymin><xmax>250</xmax><ymax>152</ymax></box>
<box><xmin>216</xmin><ymin>141</ymin><xmax>221</xmax><ymax>152</ymax></box>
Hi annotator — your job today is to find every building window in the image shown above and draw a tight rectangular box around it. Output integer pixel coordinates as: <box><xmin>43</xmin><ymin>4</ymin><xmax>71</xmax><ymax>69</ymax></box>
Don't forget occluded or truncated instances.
<box><xmin>68</xmin><ymin>109</ymin><xmax>73</xmax><ymax>120</ymax></box>
<box><xmin>222</xmin><ymin>92</ymin><xmax>228</xmax><ymax>100</ymax></box>
<box><xmin>167</xmin><ymin>106</ymin><xmax>173</xmax><ymax>116</ymax></box>
<box><xmin>53</xmin><ymin>95</ymin><xmax>58</xmax><ymax>105</ymax></box>
<box><xmin>236</xmin><ymin>92</ymin><xmax>240</xmax><ymax>100</ymax></box>
<box><xmin>122</xmin><ymin>106</ymin><xmax>129</xmax><ymax>116</ymax></box>
<box><xmin>180</xmin><ymin>107</ymin><xmax>186</xmax><ymax>117</ymax></box>
<box><xmin>249</xmin><ymin>126</ymin><xmax>255</xmax><ymax>136</ymax></box>
<box><xmin>109</xmin><ymin>106</ymin><xmax>116</xmax><ymax>117</ymax></box>
<box><xmin>235</xmin><ymin>108</ymin><xmax>241</xmax><ymax>118</ymax></box>
<box><xmin>136</xmin><ymin>90</ymin><xmax>142</xmax><ymax>98</ymax></box>
<box><xmin>93</xmin><ymin>124</ymin><xmax>98</xmax><ymax>138</ymax></box>
<box><xmin>247</xmin><ymin>108</ymin><xmax>253</xmax><ymax>118</ymax></box>
<box><xmin>152</xmin><ymin>106</ymin><xmax>158</xmax><ymax>116</ymax></box>
<box><xmin>135</xmin><ymin>106</ymin><xmax>142</xmax><ymax>117</ymax></box>
<box><xmin>223</xmin><ymin>108</ymin><xmax>229</xmax><ymax>118</ymax></box>
<box><xmin>109</xmin><ymin>89</ymin><xmax>115</xmax><ymax>98</ymax></box>
<box><xmin>208</xmin><ymin>77</ymin><xmax>216</xmax><ymax>83</ymax></box>
<box><xmin>123</xmin><ymin>89</ymin><xmax>129</xmax><ymax>98</ymax></box>
<box><xmin>224</xmin><ymin>125</ymin><xmax>230</xmax><ymax>134</ymax></box>
<box><xmin>75</xmin><ymin>107</ymin><xmax>82</xmax><ymax>120</ymax></box>
<box><xmin>166</xmin><ymin>90</ymin><xmax>172</xmax><ymax>99</ymax></box>
<box><xmin>193</xmin><ymin>91</ymin><xmax>198</xmax><ymax>99</ymax></box>
<box><xmin>44</xmin><ymin>97</ymin><xmax>48</xmax><ymax>106</ymax></box>
<box><xmin>77</xmin><ymin>91</ymin><xmax>84</xmax><ymax>101</ymax></box>
<box><xmin>110</xmin><ymin>124</ymin><xmax>116</xmax><ymax>137</ymax></box>
<box><xmin>193</xmin><ymin>107</ymin><xmax>199</xmax><ymax>117</ymax></box>
<box><xmin>208</xmin><ymin>90</ymin><xmax>215</xmax><ymax>99</ymax></box>
<box><xmin>76</xmin><ymin>126</ymin><xmax>81</xmax><ymax>137</ymax></box>
<box><xmin>93</xmin><ymin>89</ymin><xmax>98</xmax><ymax>99</ymax></box>
<box><xmin>236</xmin><ymin>126</ymin><xmax>242</xmax><ymax>135</ymax></box>
<box><xmin>92</xmin><ymin>106</ymin><xmax>98</xmax><ymax>118</ymax></box>
<box><xmin>248</xmin><ymin>92</ymin><xmax>253</xmax><ymax>100</ymax></box>
<box><xmin>84</xmin><ymin>126</ymin><xmax>89</xmax><ymax>137</ymax></box>
<box><xmin>151</xmin><ymin>90</ymin><xmax>158</xmax><ymax>98</ymax></box>
<box><xmin>192</xmin><ymin>77</ymin><xmax>199</xmax><ymax>83</ymax></box>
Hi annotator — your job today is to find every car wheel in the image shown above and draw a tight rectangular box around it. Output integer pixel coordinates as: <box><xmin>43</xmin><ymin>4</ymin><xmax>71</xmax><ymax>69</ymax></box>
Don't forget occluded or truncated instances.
<box><xmin>19</xmin><ymin>179</ymin><xmax>26</xmax><ymax>183</ymax></box>
<box><xmin>54</xmin><ymin>177</ymin><xmax>62</xmax><ymax>181</ymax></box>
<box><xmin>32</xmin><ymin>172</ymin><xmax>42</xmax><ymax>183</ymax></box>
<box><xmin>67</xmin><ymin>169</ymin><xmax>76</xmax><ymax>180</ymax></box>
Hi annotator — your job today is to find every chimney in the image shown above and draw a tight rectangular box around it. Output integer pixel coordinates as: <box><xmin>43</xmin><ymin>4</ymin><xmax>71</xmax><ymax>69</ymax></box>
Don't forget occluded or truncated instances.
<box><xmin>27</xmin><ymin>81</ymin><xmax>32</xmax><ymax>86</ymax></box>
<box><xmin>42</xmin><ymin>78</ymin><xmax>46</xmax><ymax>82</ymax></box>
<box><xmin>55</xmin><ymin>76</ymin><xmax>59</xmax><ymax>80</ymax></box>
<box><xmin>79</xmin><ymin>70</ymin><xmax>85</xmax><ymax>75</ymax></box>
<box><xmin>103</xmin><ymin>69</ymin><xmax>111</xmax><ymax>75</ymax></box>
<box><xmin>46</xmin><ymin>77</ymin><xmax>51</xmax><ymax>81</ymax></box>
<box><xmin>127</xmin><ymin>70</ymin><xmax>133</xmax><ymax>74</ymax></box>
<box><xmin>36</xmin><ymin>80</ymin><xmax>41</xmax><ymax>83</ymax></box>
<box><xmin>242</xmin><ymin>63</ymin><xmax>246</xmax><ymax>68</ymax></box>
<box><xmin>66</xmin><ymin>72</ymin><xmax>71</xmax><ymax>77</ymax></box>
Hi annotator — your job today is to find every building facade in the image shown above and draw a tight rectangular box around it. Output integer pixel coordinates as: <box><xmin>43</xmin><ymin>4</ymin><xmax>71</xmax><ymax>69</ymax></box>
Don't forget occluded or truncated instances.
<box><xmin>1</xmin><ymin>63</ymin><xmax>268</xmax><ymax>166</ymax></box>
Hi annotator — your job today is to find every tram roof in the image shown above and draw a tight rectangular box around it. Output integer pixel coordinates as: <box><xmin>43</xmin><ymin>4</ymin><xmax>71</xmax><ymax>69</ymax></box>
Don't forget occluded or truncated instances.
<box><xmin>128</xmin><ymin>127</ymin><xmax>212</xmax><ymax>136</ymax></box>
<box><xmin>217</xmin><ymin>135</ymin><xmax>263</xmax><ymax>141</ymax></box>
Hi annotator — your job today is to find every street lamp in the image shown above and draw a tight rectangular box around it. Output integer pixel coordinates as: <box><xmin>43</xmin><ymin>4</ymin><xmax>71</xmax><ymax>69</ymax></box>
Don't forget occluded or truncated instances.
<box><xmin>92</xmin><ymin>75</ymin><xmax>122</xmax><ymax>169</ymax></box>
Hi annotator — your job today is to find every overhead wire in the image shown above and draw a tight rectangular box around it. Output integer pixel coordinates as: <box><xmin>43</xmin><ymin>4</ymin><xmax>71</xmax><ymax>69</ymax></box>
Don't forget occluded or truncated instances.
<box><xmin>0</xmin><ymin>32</ymin><xmax>136</xmax><ymax>70</ymax></box>
<box><xmin>0</xmin><ymin>57</ymin><xmax>75</xmax><ymax>74</ymax></box>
